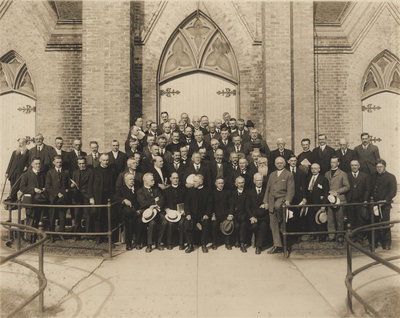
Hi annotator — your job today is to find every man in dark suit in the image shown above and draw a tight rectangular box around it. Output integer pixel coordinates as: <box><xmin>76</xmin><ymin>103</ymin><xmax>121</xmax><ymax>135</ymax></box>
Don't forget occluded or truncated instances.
<box><xmin>142</xmin><ymin>144</ymin><xmax>160</xmax><ymax>172</ymax></box>
<box><xmin>354</xmin><ymin>132</ymin><xmax>381</xmax><ymax>175</ymax></box>
<box><xmin>287</xmin><ymin>155</ymin><xmax>307</xmax><ymax>233</ymax></box>
<box><xmin>183</xmin><ymin>152</ymin><xmax>211</xmax><ymax>188</ymax></box>
<box><xmin>116</xmin><ymin>157</ymin><xmax>143</xmax><ymax>192</ymax></box>
<box><xmin>229</xmin><ymin>157</ymin><xmax>252</xmax><ymax>190</ymax></box>
<box><xmin>205</xmin><ymin>138</ymin><xmax>220</xmax><ymax>161</ymax></box>
<box><xmin>166</xmin><ymin>150</ymin><xmax>187</xmax><ymax>181</ymax></box>
<box><xmin>88</xmin><ymin>154</ymin><xmax>116</xmax><ymax>243</ymax></box>
<box><xmin>163</xmin><ymin>172</ymin><xmax>186</xmax><ymax>249</ymax></box>
<box><xmin>230</xmin><ymin>176</ymin><xmax>249</xmax><ymax>252</ymax></box>
<box><xmin>231</xmin><ymin>118</ymin><xmax>250</xmax><ymax>143</ymax></box>
<box><xmin>166</xmin><ymin>131</ymin><xmax>182</xmax><ymax>153</ymax></box>
<box><xmin>371</xmin><ymin>159</ymin><xmax>397</xmax><ymax>250</ymax></box>
<box><xmin>150</xmin><ymin>156</ymin><xmax>169</xmax><ymax>190</ymax></box>
<box><xmin>297</xmin><ymin>138</ymin><xmax>313</xmax><ymax>175</ymax></box>
<box><xmin>246</xmin><ymin>172</ymin><xmax>270</xmax><ymax>254</ymax></box>
<box><xmin>157</xmin><ymin>111</ymin><xmax>169</xmax><ymax>135</ymax></box>
<box><xmin>218</xmin><ymin>128</ymin><xmax>232</xmax><ymax>158</ymax></box>
<box><xmin>209</xmin><ymin>149</ymin><xmax>230</xmax><ymax>188</ymax></box>
<box><xmin>210</xmin><ymin>178</ymin><xmax>233</xmax><ymax>250</ymax></box>
<box><xmin>335</xmin><ymin>138</ymin><xmax>355</xmax><ymax>173</ymax></box>
<box><xmin>86</xmin><ymin>141</ymin><xmax>101</xmax><ymax>169</ymax></box>
<box><xmin>67</xmin><ymin>139</ymin><xmax>87</xmax><ymax>173</ymax></box>
<box><xmin>70</xmin><ymin>156</ymin><xmax>93</xmax><ymax>233</ymax></box>
<box><xmin>245</xmin><ymin>128</ymin><xmax>270</xmax><ymax>157</ymax></box>
<box><xmin>51</xmin><ymin>137</ymin><xmax>70</xmax><ymax>171</ymax></box>
<box><xmin>5</xmin><ymin>138</ymin><xmax>29</xmax><ymax>202</ymax></box>
<box><xmin>264</xmin><ymin>157</ymin><xmax>295</xmax><ymax>254</ymax></box>
<box><xmin>269</xmin><ymin>138</ymin><xmax>294</xmax><ymax>172</ymax></box>
<box><xmin>184</xmin><ymin>174</ymin><xmax>212</xmax><ymax>253</ymax></box>
<box><xmin>311</xmin><ymin>134</ymin><xmax>335</xmax><ymax>175</ymax></box>
<box><xmin>136</xmin><ymin>173</ymin><xmax>166</xmax><ymax>252</ymax></box>
<box><xmin>28</xmin><ymin>133</ymin><xmax>54</xmax><ymax>173</ymax></box>
<box><xmin>114</xmin><ymin>172</ymin><xmax>140</xmax><ymax>250</ymax></box>
<box><xmin>107</xmin><ymin>140</ymin><xmax>127</xmax><ymax>175</ymax></box>
<box><xmin>204</xmin><ymin>122</ymin><xmax>220</xmax><ymax>144</ymax></box>
<box><xmin>157</xmin><ymin>136</ymin><xmax>173</xmax><ymax>164</ymax></box>
<box><xmin>188</xmin><ymin>130</ymin><xmax>210</xmax><ymax>157</ymax></box>
<box><xmin>346</xmin><ymin>160</ymin><xmax>370</xmax><ymax>240</ymax></box>
<box><xmin>305</xmin><ymin>163</ymin><xmax>329</xmax><ymax>241</ymax></box>
<box><xmin>181</xmin><ymin>126</ymin><xmax>193</xmax><ymax>148</ymax></box>
<box><xmin>180</xmin><ymin>145</ymin><xmax>190</xmax><ymax>166</ymax></box>
<box><xmin>142</xmin><ymin>135</ymin><xmax>156</xmax><ymax>158</ymax></box>
<box><xmin>227</xmin><ymin>135</ymin><xmax>251</xmax><ymax>157</ymax></box>
<box><xmin>20</xmin><ymin>158</ymin><xmax>47</xmax><ymax>228</ymax></box>
<box><xmin>46</xmin><ymin>155</ymin><xmax>70</xmax><ymax>238</ymax></box>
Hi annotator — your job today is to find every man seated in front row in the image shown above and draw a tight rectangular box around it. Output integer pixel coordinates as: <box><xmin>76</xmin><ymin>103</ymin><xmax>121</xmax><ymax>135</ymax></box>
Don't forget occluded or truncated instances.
<box><xmin>230</xmin><ymin>176</ymin><xmax>249</xmax><ymax>253</ymax></box>
<box><xmin>136</xmin><ymin>173</ymin><xmax>166</xmax><ymax>252</ymax></box>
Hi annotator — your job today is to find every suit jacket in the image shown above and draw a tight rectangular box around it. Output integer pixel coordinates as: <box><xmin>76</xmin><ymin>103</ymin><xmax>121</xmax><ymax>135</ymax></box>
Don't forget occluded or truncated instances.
<box><xmin>150</xmin><ymin>167</ymin><xmax>169</xmax><ymax>188</ymax></box>
<box><xmin>371</xmin><ymin>171</ymin><xmax>397</xmax><ymax>205</ymax></box>
<box><xmin>6</xmin><ymin>150</ymin><xmax>29</xmax><ymax>180</ymax></box>
<box><xmin>46</xmin><ymin>168</ymin><xmax>70</xmax><ymax>203</ymax></box>
<box><xmin>184</xmin><ymin>187</ymin><xmax>212</xmax><ymax>220</ymax></box>
<box><xmin>51</xmin><ymin>148</ymin><xmax>70</xmax><ymax>171</ymax></box>
<box><xmin>209</xmin><ymin>160</ymin><xmax>230</xmax><ymax>186</ymax></box>
<box><xmin>246</xmin><ymin>186</ymin><xmax>268</xmax><ymax>219</ymax></box>
<box><xmin>166</xmin><ymin>161</ymin><xmax>187</xmax><ymax>181</ymax></box>
<box><xmin>290</xmin><ymin>167</ymin><xmax>307</xmax><ymax>204</ymax></box>
<box><xmin>86</xmin><ymin>153</ymin><xmax>100</xmax><ymax>169</ymax></box>
<box><xmin>212</xmin><ymin>189</ymin><xmax>231</xmax><ymax>219</ymax></box>
<box><xmin>226</xmin><ymin>143</ymin><xmax>251</xmax><ymax>157</ymax></box>
<box><xmin>183</xmin><ymin>162</ymin><xmax>211</xmax><ymax>187</ymax></box>
<box><xmin>311</xmin><ymin>145</ymin><xmax>335</xmax><ymax>175</ymax></box>
<box><xmin>163</xmin><ymin>185</ymin><xmax>186</xmax><ymax>210</ymax></box>
<box><xmin>166</xmin><ymin>142</ymin><xmax>182</xmax><ymax>154</ymax></box>
<box><xmin>88</xmin><ymin>166</ymin><xmax>116</xmax><ymax>203</ymax></box>
<box><xmin>114</xmin><ymin>183</ymin><xmax>139</xmax><ymax>210</ymax></box>
<box><xmin>264</xmin><ymin>169</ymin><xmax>295</xmax><ymax>212</ymax></box>
<box><xmin>346</xmin><ymin>171</ymin><xmax>370</xmax><ymax>203</ymax></box>
<box><xmin>335</xmin><ymin>149</ymin><xmax>355</xmax><ymax>173</ymax></box>
<box><xmin>107</xmin><ymin>151</ymin><xmax>127</xmax><ymax>175</ymax></box>
<box><xmin>136</xmin><ymin>186</ymin><xmax>165</xmax><ymax>210</ymax></box>
<box><xmin>71</xmin><ymin>168</ymin><xmax>93</xmax><ymax>200</ymax></box>
<box><xmin>325</xmin><ymin>168</ymin><xmax>350</xmax><ymax>203</ymax></box>
<box><xmin>245</xmin><ymin>139</ymin><xmax>270</xmax><ymax>157</ymax></box>
<box><xmin>115</xmin><ymin>169</ymin><xmax>143</xmax><ymax>193</ymax></box>
<box><xmin>269</xmin><ymin>148</ymin><xmax>294</xmax><ymax>171</ymax></box>
<box><xmin>297</xmin><ymin>150</ymin><xmax>313</xmax><ymax>175</ymax></box>
<box><xmin>229</xmin><ymin>189</ymin><xmax>248</xmax><ymax>221</ymax></box>
<box><xmin>67</xmin><ymin>150</ymin><xmax>87</xmax><ymax>172</ymax></box>
<box><xmin>204</xmin><ymin>132</ymin><xmax>221</xmax><ymax>144</ymax></box>
<box><xmin>305</xmin><ymin>174</ymin><xmax>329</xmax><ymax>205</ymax></box>
<box><xmin>354</xmin><ymin>144</ymin><xmax>380</xmax><ymax>174</ymax></box>
<box><xmin>20</xmin><ymin>169</ymin><xmax>46</xmax><ymax>195</ymax></box>
<box><xmin>158</xmin><ymin>149</ymin><xmax>173</xmax><ymax>164</ymax></box>
<box><xmin>188</xmin><ymin>140</ymin><xmax>211</xmax><ymax>157</ymax></box>
<box><xmin>28</xmin><ymin>144</ymin><xmax>54</xmax><ymax>172</ymax></box>
<box><xmin>231</xmin><ymin>130</ymin><xmax>250</xmax><ymax>143</ymax></box>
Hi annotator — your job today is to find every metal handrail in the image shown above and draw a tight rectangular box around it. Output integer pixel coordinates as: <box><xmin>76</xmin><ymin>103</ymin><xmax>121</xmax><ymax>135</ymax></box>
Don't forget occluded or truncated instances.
<box><xmin>3</xmin><ymin>199</ymin><xmax>120</xmax><ymax>258</ymax></box>
<box><xmin>344</xmin><ymin>221</ymin><xmax>400</xmax><ymax>317</ymax></box>
<box><xmin>1</xmin><ymin>222</ymin><xmax>47</xmax><ymax>317</ymax></box>
<box><xmin>281</xmin><ymin>200</ymin><xmax>390</xmax><ymax>257</ymax></box>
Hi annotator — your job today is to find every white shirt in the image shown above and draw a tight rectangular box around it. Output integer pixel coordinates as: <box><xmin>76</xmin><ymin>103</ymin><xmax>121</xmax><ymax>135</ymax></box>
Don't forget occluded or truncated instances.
<box><xmin>290</xmin><ymin>167</ymin><xmax>296</xmax><ymax>174</ymax></box>
<box><xmin>308</xmin><ymin>174</ymin><xmax>318</xmax><ymax>190</ymax></box>
<box><xmin>32</xmin><ymin>168</ymin><xmax>39</xmax><ymax>175</ymax></box>
<box><xmin>56</xmin><ymin>168</ymin><xmax>62</xmax><ymax>173</ymax></box>
<box><xmin>112</xmin><ymin>151</ymin><xmax>118</xmax><ymax>159</ymax></box>
<box><xmin>320</xmin><ymin>145</ymin><xmax>326</xmax><ymax>152</ymax></box>
<box><xmin>74</xmin><ymin>149</ymin><xmax>80</xmax><ymax>157</ymax></box>
<box><xmin>55</xmin><ymin>148</ymin><xmax>62</xmax><ymax>155</ymax></box>
<box><xmin>154</xmin><ymin>166</ymin><xmax>164</xmax><ymax>182</ymax></box>
<box><xmin>277</xmin><ymin>169</ymin><xmax>284</xmax><ymax>177</ymax></box>
<box><xmin>353</xmin><ymin>171</ymin><xmax>359</xmax><ymax>178</ymax></box>
<box><xmin>37</xmin><ymin>145</ymin><xmax>43</xmax><ymax>151</ymax></box>
<box><xmin>256</xmin><ymin>187</ymin><xmax>262</xmax><ymax>194</ymax></box>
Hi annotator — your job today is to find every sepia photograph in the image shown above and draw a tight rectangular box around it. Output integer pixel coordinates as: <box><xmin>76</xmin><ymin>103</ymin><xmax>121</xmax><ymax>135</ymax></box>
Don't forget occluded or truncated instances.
<box><xmin>0</xmin><ymin>0</ymin><xmax>399</xmax><ymax>317</ymax></box>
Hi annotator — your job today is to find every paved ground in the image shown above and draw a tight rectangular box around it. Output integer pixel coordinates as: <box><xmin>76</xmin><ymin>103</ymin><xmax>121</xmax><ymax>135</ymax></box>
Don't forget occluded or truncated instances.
<box><xmin>1</xmin><ymin>242</ymin><xmax>399</xmax><ymax>318</ymax></box>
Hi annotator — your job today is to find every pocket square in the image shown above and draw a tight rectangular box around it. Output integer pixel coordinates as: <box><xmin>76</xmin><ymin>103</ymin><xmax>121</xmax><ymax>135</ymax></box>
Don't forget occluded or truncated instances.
<box><xmin>317</xmin><ymin>184</ymin><xmax>323</xmax><ymax>189</ymax></box>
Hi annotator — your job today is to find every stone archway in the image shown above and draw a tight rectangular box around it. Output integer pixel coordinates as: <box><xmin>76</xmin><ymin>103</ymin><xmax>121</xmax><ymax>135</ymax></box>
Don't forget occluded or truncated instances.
<box><xmin>157</xmin><ymin>11</ymin><xmax>239</xmax><ymax>122</ymax></box>
<box><xmin>361</xmin><ymin>50</ymin><xmax>400</xmax><ymax>177</ymax></box>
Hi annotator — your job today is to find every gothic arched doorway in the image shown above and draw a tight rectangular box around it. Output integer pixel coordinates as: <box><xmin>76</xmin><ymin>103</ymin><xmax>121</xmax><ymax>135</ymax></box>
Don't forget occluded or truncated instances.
<box><xmin>158</xmin><ymin>11</ymin><xmax>239</xmax><ymax>122</ymax></box>
<box><xmin>0</xmin><ymin>51</ymin><xmax>36</xmax><ymax>184</ymax></box>
<box><xmin>361</xmin><ymin>50</ymin><xmax>400</xmax><ymax>178</ymax></box>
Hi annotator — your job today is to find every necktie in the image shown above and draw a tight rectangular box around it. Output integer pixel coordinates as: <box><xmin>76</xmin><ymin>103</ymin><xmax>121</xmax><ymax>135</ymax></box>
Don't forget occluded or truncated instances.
<box><xmin>148</xmin><ymin>188</ymin><xmax>153</xmax><ymax>196</ymax></box>
<box><xmin>309</xmin><ymin>176</ymin><xmax>316</xmax><ymax>191</ymax></box>
<box><xmin>353</xmin><ymin>173</ymin><xmax>357</xmax><ymax>178</ymax></box>
<box><xmin>257</xmin><ymin>188</ymin><xmax>260</xmax><ymax>195</ymax></box>
<box><xmin>195</xmin><ymin>165</ymin><xmax>199</xmax><ymax>172</ymax></box>
<box><xmin>174</xmin><ymin>163</ymin><xmax>179</xmax><ymax>170</ymax></box>
<box><xmin>132</xmin><ymin>187</ymin><xmax>135</xmax><ymax>194</ymax></box>
<box><xmin>292</xmin><ymin>167</ymin><xmax>295</xmax><ymax>174</ymax></box>
<box><xmin>37</xmin><ymin>146</ymin><xmax>41</xmax><ymax>152</ymax></box>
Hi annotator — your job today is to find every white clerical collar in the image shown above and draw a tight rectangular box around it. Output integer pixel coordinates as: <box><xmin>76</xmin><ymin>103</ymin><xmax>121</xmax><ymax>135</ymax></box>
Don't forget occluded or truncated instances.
<box><xmin>237</xmin><ymin>189</ymin><xmax>243</xmax><ymax>194</ymax></box>
<box><xmin>172</xmin><ymin>184</ymin><xmax>179</xmax><ymax>188</ymax></box>
<box><xmin>197</xmin><ymin>185</ymin><xmax>204</xmax><ymax>189</ymax></box>
<box><xmin>32</xmin><ymin>168</ymin><xmax>39</xmax><ymax>174</ymax></box>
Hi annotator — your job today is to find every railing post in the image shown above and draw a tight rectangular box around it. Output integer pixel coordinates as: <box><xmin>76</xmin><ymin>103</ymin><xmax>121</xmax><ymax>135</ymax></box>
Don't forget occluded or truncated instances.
<box><xmin>17</xmin><ymin>202</ymin><xmax>21</xmax><ymax>250</ymax></box>
<box><xmin>107</xmin><ymin>199</ymin><xmax>112</xmax><ymax>258</ymax></box>
<box><xmin>282</xmin><ymin>203</ymin><xmax>288</xmax><ymax>258</ymax></box>
<box><xmin>346</xmin><ymin>223</ymin><xmax>353</xmax><ymax>314</ymax></box>
<box><xmin>8</xmin><ymin>205</ymin><xmax>13</xmax><ymax>241</ymax></box>
<box><xmin>38</xmin><ymin>222</ymin><xmax>45</xmax><ymax>313</ymax></box>
<box><xmin>370</xmin><ymin>198</ymin><xmax>375</xmax><ymax>253</ymax></box>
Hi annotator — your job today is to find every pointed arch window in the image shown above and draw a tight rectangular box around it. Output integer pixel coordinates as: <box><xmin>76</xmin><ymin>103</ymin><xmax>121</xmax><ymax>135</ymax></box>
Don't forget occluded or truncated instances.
<box><xmin>159</xmin><ymin>11</ymin><xmax>239</xmax><ymax>84</ymax></box>
<box><xmin>0</xmin><ymin>50</ymin><xmax>36</xmax><ymax>99</ymax></box>
<box><xmin>361</xmin><ymin>50</ymin><xmax>400</xmax><ymax>100</ymax></box>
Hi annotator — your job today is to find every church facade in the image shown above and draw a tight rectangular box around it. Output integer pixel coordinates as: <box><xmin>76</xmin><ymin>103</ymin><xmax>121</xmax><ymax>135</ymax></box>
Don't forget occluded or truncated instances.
<box><xmin>0</xmin><ymin>0</ymin><xmax>399</xmax><ymax>176</ymax></box>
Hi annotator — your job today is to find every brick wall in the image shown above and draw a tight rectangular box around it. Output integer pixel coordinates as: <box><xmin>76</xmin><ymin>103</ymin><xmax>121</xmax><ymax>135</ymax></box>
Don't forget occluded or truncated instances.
<box><xmin>317</xmin><ymin>5</ymin><xmax>400</xmax><ymax>150</ymax></box>
<box><xmin>0</xmin><ymin>0</ymin><xmax>82</xmax><ymax>150</ymax></box>
<box><xmin>82</xmin><ymin>0</ymin><xmax>130</xmax><ymax>152</ymax></box>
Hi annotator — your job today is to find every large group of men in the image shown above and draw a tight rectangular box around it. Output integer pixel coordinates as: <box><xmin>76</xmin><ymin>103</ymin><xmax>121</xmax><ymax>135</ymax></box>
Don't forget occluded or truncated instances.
<box><xmin>5</xmin><ymin>111</ymin><xmax>398</xmax><ymax>254</ymax></box>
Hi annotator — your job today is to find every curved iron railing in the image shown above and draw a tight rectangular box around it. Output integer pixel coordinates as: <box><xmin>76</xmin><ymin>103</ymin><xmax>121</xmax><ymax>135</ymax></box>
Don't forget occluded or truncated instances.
<box><xmin>1</xmin><ymin>222</ymin><xmax>47</xmax><ymax>317</ymax></box>
<box><xmin>3</xmin><ymin>199</ymin><xmax>120</xmax><ymax>258</ymax></box>
<box><xmin>344</xmin><ymin>220</ymin><xmax>400</xmax><ymax>316</ymax></box>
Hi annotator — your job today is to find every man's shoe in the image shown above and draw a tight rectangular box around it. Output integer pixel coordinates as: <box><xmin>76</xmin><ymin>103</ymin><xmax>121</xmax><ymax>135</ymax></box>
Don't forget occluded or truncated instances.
<box><xmin>267</xmin><ymin>246</ymin><xmax>283</xmax><ymax>254</ymax></box>
<box><xmin>126</xmin><ymin>244</ymin><xmax>133</xmax><ymax>251</ymax></box>
<box><xmin>255</xmin><ymin>247</ymin><xmax>261</xmax><ymax>255</ymax></box>
<box><xmin>234</xmin><ymin>241</ymin><xmax>240</xmax><ymax>248</ymax></box>
<box><xmin>202</xmin><ymin>245</ymin><xmax>208</xmax><ymax>253</ymax></box>
<box><xmin>156</xmin><ymin>244</ymin><xmax>164</xmax><ymax>251</ymax></box>
<box><xmin>185</xmin><ymin>245</ymin><xmax>194</xmax><ymax>253</ymax></box>
<box><xmin>145</xmin><ymin>245</ymin><xmax>152</xmax><ymax>253</ymax></box>
<box><xmin>167</xmin><ymin>245</ymin><xmax>173</xmax><ymax>250</ymax></box>
<box><xmin>383</xmin><ymin>245</ymin><xmax>391</xmax><ymax>250</ymax></box>
<box><xmin>211</xmin><ymin>244</ymin><xmax>217</xmax><ymax>250</ymax></box>
<box><xmin>225</xmin><ymin>244</ymin><xmax>232</xmax><ymax>250</ymax></box>
<box><xmin>136</xmin><ymin>243</ymin><xmax>143</xmax><ymax>250</ymax></box>
<box><xmin>179</xmin><ymin>245</ymin><xmax>185</xmax><ymax>250</ymax></box>
<box><xmin>240</xmin><ymin>244</ymin><xmax>247</xmax><ymax>253</ymax></box>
